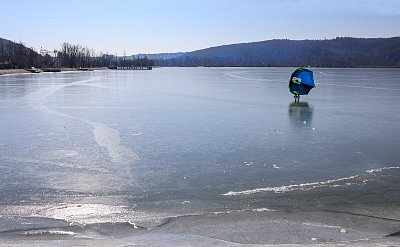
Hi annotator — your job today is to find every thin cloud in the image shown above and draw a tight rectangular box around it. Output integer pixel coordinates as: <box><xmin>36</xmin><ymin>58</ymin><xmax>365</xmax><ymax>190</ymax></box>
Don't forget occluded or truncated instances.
<box><xmin>44</xmin><ymin>21</ymin><xmax>88</xmax><ymax>25</ymax></box>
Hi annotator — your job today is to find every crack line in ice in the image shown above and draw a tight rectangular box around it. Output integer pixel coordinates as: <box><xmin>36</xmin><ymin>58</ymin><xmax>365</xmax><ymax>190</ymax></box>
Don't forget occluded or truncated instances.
<box><xmin>23</xmin><ymin>76</ymin><xmax>139</xmax><ymax>164</ymax></box>
<box><xmin>222</xmin><ymin>167</ymin><xmax>400</xmax><ymax>196</ymax></box>
<box><xmin>317</xmin><ymin>82</ymin><xmax>400</xmax><ymax>91</ymax></box>
<box><xmin>5</xmin><ymin>157</ymin><xmax>111</xmax><ymax>173</ymax></box>
<box><xmin>225</xmin><ymin>72</ymin><xmax>277</xmax><ymax>81</ymax></box>
<box><xmin>301</xmin><ymin>222</ymin><xmax>341</xmax><ymax>229</ymax></box>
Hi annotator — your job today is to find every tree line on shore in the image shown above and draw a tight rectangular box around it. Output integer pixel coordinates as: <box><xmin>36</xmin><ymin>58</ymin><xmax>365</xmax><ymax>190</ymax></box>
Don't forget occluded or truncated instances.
<box><xmin>0</xmin><ymin>38</ymin><xmax>154</xmax><ymax>69</ymax></box>
<box><xmin>1</xmin><ymin>37</ymin><xmax>399</xmax><ymax>69</ymax></box>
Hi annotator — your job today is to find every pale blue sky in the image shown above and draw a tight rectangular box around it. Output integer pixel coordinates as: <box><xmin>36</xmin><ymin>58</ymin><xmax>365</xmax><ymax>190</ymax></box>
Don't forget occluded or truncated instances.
<box><xmin>2</xmin><ymin>0</ymin><xmax>400</xmax><ymax>55</ymax></box>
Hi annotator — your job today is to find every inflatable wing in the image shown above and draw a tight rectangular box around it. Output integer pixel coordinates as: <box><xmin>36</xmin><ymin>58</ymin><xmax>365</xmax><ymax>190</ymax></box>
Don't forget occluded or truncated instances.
<box><xmin>289</xmin><ymin>68</ymin><xmax>316</xmax><ymax>96</ymax></box>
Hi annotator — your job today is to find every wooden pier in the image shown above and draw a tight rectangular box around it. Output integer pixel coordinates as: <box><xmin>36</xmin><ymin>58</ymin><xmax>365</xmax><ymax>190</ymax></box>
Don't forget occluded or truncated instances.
<box><xmin>109</xmin><ymin>66</ymin><xmax>152</xmax><ymax>70</ymax></box>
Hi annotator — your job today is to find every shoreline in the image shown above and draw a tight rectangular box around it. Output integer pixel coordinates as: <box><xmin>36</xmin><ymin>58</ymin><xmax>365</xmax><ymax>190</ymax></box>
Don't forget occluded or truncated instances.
<box><xmin>2</xmin><ymin>66</ymin><xmax>400</xmax><ymax>76</ymax></box>
<box><xmin>0</xmin><ymin>67</ymin><xmax>110</xmax><ymax>76</ymax></box>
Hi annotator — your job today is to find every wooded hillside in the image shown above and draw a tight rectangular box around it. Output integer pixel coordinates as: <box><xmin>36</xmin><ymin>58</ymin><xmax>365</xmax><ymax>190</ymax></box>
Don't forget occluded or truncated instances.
<box><xmin>156</xmin><ymin>37</ymin><xmax>400</xmax><ymax>67</ymax></box>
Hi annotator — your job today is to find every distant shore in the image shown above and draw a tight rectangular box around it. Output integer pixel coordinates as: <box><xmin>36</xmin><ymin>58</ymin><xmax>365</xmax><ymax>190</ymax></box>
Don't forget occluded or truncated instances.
<box><xmin>0</xmin><ymin>67</ymin><xmax>110</xmax><ymax>76</ymax></box>
<box><xmin>2</xmin><ymin>66</ymin><xmax>399</xmax><ymax>76</ymax></box>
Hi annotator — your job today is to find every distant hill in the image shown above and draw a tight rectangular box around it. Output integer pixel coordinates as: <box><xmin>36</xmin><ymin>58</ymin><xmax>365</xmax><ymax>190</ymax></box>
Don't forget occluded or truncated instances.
<box><xmin>131</xmin><ymin>52</ymin><xmax>185</xmax><ymax>60</ymax></box>
<box><xmin>0</xmin><ymin>37</ymin><xmax>12</xmax><ymax>47</ymax></box>
<box><xmin>0</xmin><ymin>37</ymin><xmax>42</xmax><ymax>68</ymax></box>
<box><xmin>155</xmin><ymin>37</ymin><xmax>400</xmax><ymax>67</ymax></box>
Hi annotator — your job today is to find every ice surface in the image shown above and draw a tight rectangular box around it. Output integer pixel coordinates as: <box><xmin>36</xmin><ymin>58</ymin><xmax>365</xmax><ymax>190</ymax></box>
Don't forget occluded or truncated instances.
<box><xmin>1</xmin><ymin>68</ymin><xmax>400</xmax><ymax>245</ymax></box>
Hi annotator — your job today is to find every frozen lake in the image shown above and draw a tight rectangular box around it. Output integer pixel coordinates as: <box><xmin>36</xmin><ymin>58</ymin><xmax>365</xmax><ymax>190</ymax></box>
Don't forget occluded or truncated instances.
<box><xmin>0</xmin><ymin>67</ymin><xmax>399</xmax><ymax>246</ymax></box>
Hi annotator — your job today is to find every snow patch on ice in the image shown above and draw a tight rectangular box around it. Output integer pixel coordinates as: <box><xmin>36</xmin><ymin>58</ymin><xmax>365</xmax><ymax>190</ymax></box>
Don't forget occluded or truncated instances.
<box><xmin>22</xmin><ymin>230</ymin><xmax>76</xmax><ymax>236</ymax></box>
<box><xmin>222</xmin><ymin>167</ymin><xmax>400</xmax><ymax>196</ymax></box>
<box><xmin>91</xmin><ymin>121</ymin><xmax>139</xmax><ymax>164</ymax></box>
